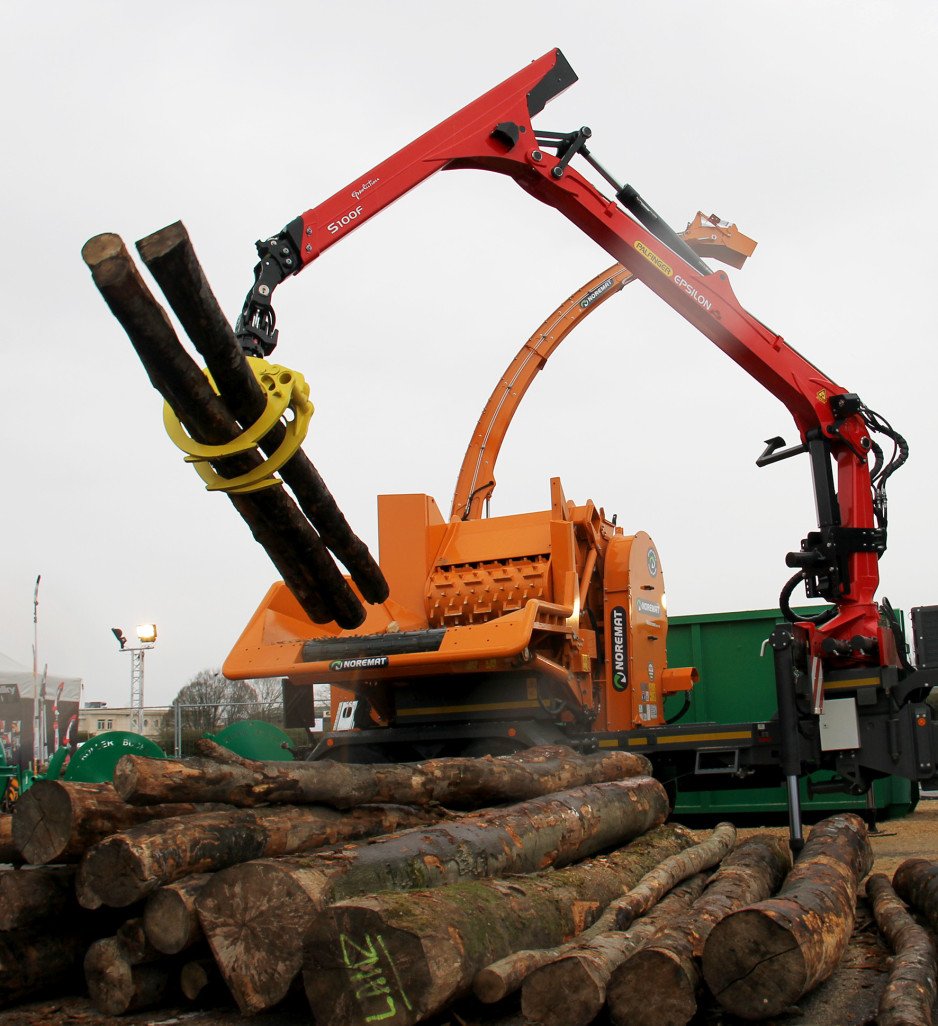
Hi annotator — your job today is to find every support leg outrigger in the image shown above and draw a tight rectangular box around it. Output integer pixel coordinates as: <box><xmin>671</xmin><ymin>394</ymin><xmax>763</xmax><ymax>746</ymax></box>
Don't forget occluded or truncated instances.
<box><xmin>770</xmin><ymin>626</ymin><xmax>805</xmax><ymax>852</ymax></box>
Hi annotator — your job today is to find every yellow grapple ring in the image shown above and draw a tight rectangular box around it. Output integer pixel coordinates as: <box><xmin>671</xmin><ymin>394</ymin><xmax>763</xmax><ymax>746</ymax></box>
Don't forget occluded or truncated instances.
<box><xmin>163</xmin><ymin>358</ymin><xmax>313</xmax><ymax>494</ymax></box>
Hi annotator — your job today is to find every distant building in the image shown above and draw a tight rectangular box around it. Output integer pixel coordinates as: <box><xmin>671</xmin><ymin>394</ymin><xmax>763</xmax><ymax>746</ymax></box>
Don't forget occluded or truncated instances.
<box><xmin>79</xmin><ymin>704</ymin><xmax>170</xmax><ymax>741</ymax></box>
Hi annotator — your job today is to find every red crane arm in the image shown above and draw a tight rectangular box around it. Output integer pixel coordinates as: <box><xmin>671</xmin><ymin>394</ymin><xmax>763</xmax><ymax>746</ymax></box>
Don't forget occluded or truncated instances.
<box><xmin>240</xmin><ymin>48</ymin><xmax>903</xmax><ymax>661</ymax></box>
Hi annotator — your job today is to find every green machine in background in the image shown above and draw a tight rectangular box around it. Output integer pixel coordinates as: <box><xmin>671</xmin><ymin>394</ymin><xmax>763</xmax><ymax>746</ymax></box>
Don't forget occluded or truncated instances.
<box><xmin>665</xmin><ymin>606</ymin><xmax>917</xmax><ymax>819</ymax></box>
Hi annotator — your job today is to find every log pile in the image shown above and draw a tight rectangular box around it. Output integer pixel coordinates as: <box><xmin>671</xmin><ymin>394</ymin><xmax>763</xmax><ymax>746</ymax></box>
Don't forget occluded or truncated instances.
<box><xmin>2</xmin><ymin>747</ymin><xmax>937</xmax><ymax>1025</ymax></box>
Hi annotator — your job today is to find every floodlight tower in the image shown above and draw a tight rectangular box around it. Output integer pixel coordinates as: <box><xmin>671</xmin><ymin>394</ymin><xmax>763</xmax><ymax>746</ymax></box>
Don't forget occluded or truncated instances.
<box><xmin>111</xmin><ymin>624</ymin><xmax>157</xmax><ymax>734</ymax></box>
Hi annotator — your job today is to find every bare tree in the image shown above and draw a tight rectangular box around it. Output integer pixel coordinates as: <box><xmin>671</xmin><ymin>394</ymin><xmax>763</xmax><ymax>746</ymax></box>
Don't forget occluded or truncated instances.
<box><xmin>166</xmin><ymin>670</ymin><xmax>260</xmax><ymax>737</ymax></box>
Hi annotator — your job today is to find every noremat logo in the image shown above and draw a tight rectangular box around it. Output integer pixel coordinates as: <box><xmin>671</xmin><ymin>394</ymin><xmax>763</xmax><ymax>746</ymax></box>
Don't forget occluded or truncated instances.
<box><xmin>329</xmin><ymin>657</ymin><xmax>389</xmax><ymax>671</ymax></box>
<box><xmin>579</xmin><ymin>277</ymin><xmax>616</xmax><ymax>309</ymax></box>
<box><xmin>611</xmin><ymin>605</ymin><xmax>627</xmax><ymax>691</ymax></box>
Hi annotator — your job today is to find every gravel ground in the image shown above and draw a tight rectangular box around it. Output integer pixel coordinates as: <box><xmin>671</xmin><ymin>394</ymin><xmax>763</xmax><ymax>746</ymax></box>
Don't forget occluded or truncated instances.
<box><xmin>2</xmin><ymin>801</ymin><xmax>937</xmax><ymax>1026</ymax></box>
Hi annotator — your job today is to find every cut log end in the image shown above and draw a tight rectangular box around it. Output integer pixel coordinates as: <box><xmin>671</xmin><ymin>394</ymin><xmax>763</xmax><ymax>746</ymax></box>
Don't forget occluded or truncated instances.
<box><xmin>304</xmin><ymin>903</ymin><xmax>434</xmax><ymax>1026</ymax></box>
<box><xmin>701</xmin><ymin>908</ymin><xmax>806</xmax><ymax>1018</ymax></box>
<box><xmin>521</xmin><ymin>953</ymin><xmax>608</xmax><ymax>1026</ymax></box>
<box><xmin>605</xmin><ymin>947</ymin><xmax>696</xmax><ymax>1026</ymax></box>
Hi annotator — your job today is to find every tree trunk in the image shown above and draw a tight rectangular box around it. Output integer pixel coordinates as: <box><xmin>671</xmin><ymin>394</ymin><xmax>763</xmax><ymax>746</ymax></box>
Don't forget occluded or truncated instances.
<box><xmin>893</xmin><ymin>857</ymin><xmax>938</xmax><ymax>929</ymax></box>
<box><xmin>0</xmin><ymin>865</ymin><xmax>77</xmax><ymax>930</ymax></box>
<box><xmin>114</xmin><ymin>740</ymin><xmax>652</xmax><ymax>809</ymax></box>
<box><xmin>83</xmin><ymin>936</ymin><xmax>175</xmax><ymax>1016</ymax></box>
<box><xmin>197</xmin><ymin>775</ymin><xmax>668</xmax><ymax>1013</ymax></box>
<box><xmin>518</xmin><ymin>875</ymin><xmax>710</xmax><ymax>1026</ymax></box>
<box><xmin>701</xmin><ymin>812</ymin><xmax>871</xmax><ymax>1020</ymax></box>
<box><xmin>474</xmin><ymin>821</ymin><xmax>736</xmax><ymax>1004</ymax></box>
<box><xmin>303</xmin><ymin>823</ymin><xmax>694</xmax><ymax>1026</ymax></box>
<box><xmin>605</xmin><ymin>834</ymin><xmax>792</xmax><ymax>1026</ymax></box>
<box><xmin>0</xmin><ymin>814</ymin><xmax>22</xmax><ymax>864</ymax></box>
<box><xmin>11</xmin><ymin>779</ymin><xmax>229</xmax><ymax>865</ymax></box>
<box><xmin>135</xmin><ymin>220</ymin><xmax>388</xmax><ymax>606</ymax></box>
<box><xmin>0</xmin><ymin>929</ymin><xmax>86</xmax><ymax>1006</ymax></box>
<box><xmin>867</xmin><ymin>871</ymin><xmax>937</xmax><ymax>1026</ymax></box>
<box><xmin>81</xmin><ymin>232</ymin><xmax>364</xmax><ymax>628</ymax></box>
<box><xmin>77</xmin><ymin>802</ymin><xmax>442</xmax><ymax>908</ymax></box>
<box><xmin>144</xmin><ymin>873</ymin><xmax>213</xmax><ymax>955</ymax></box>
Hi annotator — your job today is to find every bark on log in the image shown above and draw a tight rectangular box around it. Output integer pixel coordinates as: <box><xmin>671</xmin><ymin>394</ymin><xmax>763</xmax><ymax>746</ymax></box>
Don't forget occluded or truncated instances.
<box><xmin>0</xmin><ymin>814</ymin><xmax>22</xmax><ymax>864</ymax></box>
<box><xmin>605</xmin><ymin>834</ymin><xmax>792</xmax><ymax>1026</ymax></box>
<box><xmin>518</xmin><ymin>875</ymin><xmax>710</xmax><ymax>1026</ymax></box>
<box><xmin>474</xmin><ymin>821</ymin><xmax>736</xmax><ymax>1004</ymax></box>
<box><xmin>867</xmin><ymin>871</ymin><xmax>937</xmax><ymax>1026</ymax></box>
<box><xmin>136</xmin><ymin>221</ymin><xmax>388</xmax><ymax>605</ymax></box>
<box><xmin>144</xmin><ymin>873</ymin><xmax>213</xmax><ymax>954</ymax></box>
<box><xmin>114</xmin><ymin>740</ymin><xmax>652</xmax><ymax>809</ymax></box>
<box><xmin>893</xmin><ymin>857</ymin><xmax>938</xmax><ymax>930</ymax></box>
<box><xmin>302</xmin><ymin>823</ymin><xmax>695</xmax><ymax>1026</ymax></box>
<box><xmin>77</xmin><ymin>801</ymin><xmax>442</xmax><ymax>907</ymax></box>
<box><xmin>701</xmin><ymin>812</ymin><xmax>872</xmax><ymax>1019</ymax></box>
<box><xmin>197</xmin><ymin>775</ymin><xmax>668</xmax><ymax>1013</ymax></box>
<box><xmin>81</xmin><ymin>232</ymin><xmax>363</xmax><ymax>628</ymax></box>
<box><xmin>0</xmin><ymin>865</ymin><xmax>77</xmax><ymax>930</ymax></box>
<box><xmin>84</xmin><ymin>936</ymin><xmax>175</xmax><ymax>1015</ymax></box>
<box><xmin>11</xmin><ymin>779</ymin><xmax>230</xmax><ymax>865</ymax></box>
<box><xmin>0</xmin><ymin>928</ymin><xmax>86</xmax><ymax>1006</ymax></box>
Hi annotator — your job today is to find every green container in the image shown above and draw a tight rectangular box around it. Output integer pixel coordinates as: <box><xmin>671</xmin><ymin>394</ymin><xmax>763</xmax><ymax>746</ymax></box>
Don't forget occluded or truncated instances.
<box><xmin>666</xmin><ymin>606</ymin><xmax>915</xmax><ymax>819</ymax></box>
<box><xmin>64</xmin><ymin>731</ymin><xmax>164</xmax><ymax>783</ymax></box>
<box><xmin>205</xmin><ymin>720</ymin><xmax>294</xmax><ymax>761</ymax></box>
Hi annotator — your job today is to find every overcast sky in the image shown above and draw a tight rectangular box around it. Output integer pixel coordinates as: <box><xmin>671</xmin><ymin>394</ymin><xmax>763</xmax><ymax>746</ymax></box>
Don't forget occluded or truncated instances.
<box><xmin>2</xmin><ymin>0</ymin><xmax>936</xmax><ymax>709</ymax></box>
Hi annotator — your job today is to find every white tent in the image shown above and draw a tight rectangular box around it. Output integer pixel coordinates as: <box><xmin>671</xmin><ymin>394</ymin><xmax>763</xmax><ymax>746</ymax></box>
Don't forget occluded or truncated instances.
<box><xmin>0</xmin><ymin>652</ymin><xmax>82</xmax><ymax>701</ymax></box>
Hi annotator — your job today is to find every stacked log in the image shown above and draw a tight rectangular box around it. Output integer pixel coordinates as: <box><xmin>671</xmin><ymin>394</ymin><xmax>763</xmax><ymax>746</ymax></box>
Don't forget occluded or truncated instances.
<box><xmin>0</xmin><ymin>743</ymin><xmax>926</xmax><ymax>1024</ymax></box>
<box><xmin>701</xmin><ymin>812</ymin><xmax>872</xmax><ymax>1019</ymax></box>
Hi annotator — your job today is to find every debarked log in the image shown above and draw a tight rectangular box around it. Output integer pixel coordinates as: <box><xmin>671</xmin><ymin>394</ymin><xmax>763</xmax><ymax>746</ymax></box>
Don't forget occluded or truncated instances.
<box><xmin>114</xmin><ymin>740</ymin><xmax>651</xmax><ymax>809</ymax></box>
<box><xmin>84</xmin><ymin>936</ymin><xmax>176</xmax><ymax>1016</ymax></box>
<box><xmin>196</xmin><ymin>775</ymin><xmax>669</xmax><ymax>1013</ymax></box>
<box><xmin>77</xmin><ymin>802</ymin><xmax>443</xmax><ymax>908</ymax></box>
<box><xmin>81</xmin><ymin>232</ymin><xmax>363</xmax><ymax>628</ymax></box>
<box><xmin>475</xmin><ymin>821</ymin><xmax>736</xmax><ymax>1004</ymax></box>
<box><xmin>0</xmin><ymin>865</ymin><xmax>77</xmax><ymax>930</ymax></box>
<box><xmin>867</xmin><ymin>870</ymin><xmax>937</xmax><ymax>1026</ymax></box>
<box><xmin>605</xmin><ymin>834</ymin><xmax>792</xmax><ymax>1026</ymax></box>
<box><xmin>144</xmin><ymin>873</ymin><xmax>213</xmax><ymax>955</ymax></box>
<box><xmin>701</xmin><ymin>812</ymin><xmax>871</xmax><ymax>1020</ymax></box>
<box><xmin>518</xmin><ymin>875</ymin><xmax>710</xmax><ymax>1026</ymax></box>
<box><xmin>136</xmin><ymin>221</ymin><xmax>388</xmax><ymax>606</ymax></box>
<box><xmin>11</xmin><ymin>779</ymin><xmax>230</xmax><ymax>865</ymax></box>
<box><xmin>302</xmin><ymin>823</ymin><xmax>696</xmax><ymax>1026</ymax></box>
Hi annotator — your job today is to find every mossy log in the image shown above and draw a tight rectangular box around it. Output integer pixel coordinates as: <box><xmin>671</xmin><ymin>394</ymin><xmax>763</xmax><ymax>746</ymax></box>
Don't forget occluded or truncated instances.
<box><xmin>605</xmin><ymin>834</ymin><xmax>792</xmax><ymax>1026</ymax></box>
<box><xmin>303</xmin><ymin>823</ymin><xmax>695</xmax><ymax>1026</ymax></box>
<box><xmin>144</xmin><ymin>873</ymin><xmax>213</xmax><ymax>955</ymax></box>
<box><xmin>475</xmin><ymin>821</ymin><xmax>736</xmax><ymax>1004</ymax></box>
<box><xmin>0</xmin><ymin>865</ymin><xmax>77</xmax><ymax>930</ymax></box>
<box><xmin>114</xmin><ymin>740</ymin><xmax>651</xmax><ymax>809</ymax></box>
<box><xmin>197</xmin><ymin>775</ymin><xmax>668</xmax><ymax>1013</ymax></box>
<box><xmin>868</xmin><ymin>870</ymin><xmax>937</xmax><ymax>1026</ymax></box>
<box><xmin>136</xmin><ymin>220</ymin><xmax>388</xmax><ymax>605</ymax></box>
<box><xmin>701</xmin><ymin>812</ymin><xmax>871</xmax><ymax>1020</ymax></box>
<box><xmin>11</xmin><ymin>779</ymin><xmax>229</xmax><ymax>865</ymax></box>
<box><xmin>77</xmin><ymin>801</ymin><xmax>441</xmax><ymax>908</ymax></box>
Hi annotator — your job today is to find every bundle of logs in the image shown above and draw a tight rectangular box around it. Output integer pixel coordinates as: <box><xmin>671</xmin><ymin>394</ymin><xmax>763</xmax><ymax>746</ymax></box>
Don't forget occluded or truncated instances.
<box><xmin>2</xmin><ymin>742</ymin><xmax>938</xmax><ymax>1026</ymax></box>
<box><xmin>82</xmin><ymin>223</ymin><xmax>389</xmax><ymax>629</ymax></box>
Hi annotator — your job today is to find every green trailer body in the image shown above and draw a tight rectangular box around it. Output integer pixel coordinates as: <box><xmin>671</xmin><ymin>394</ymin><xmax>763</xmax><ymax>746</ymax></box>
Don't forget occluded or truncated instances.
<box><xmin>665</xmin><ymin>606</ymin><xmax>916</xmax><ymax>818</ymax></box>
